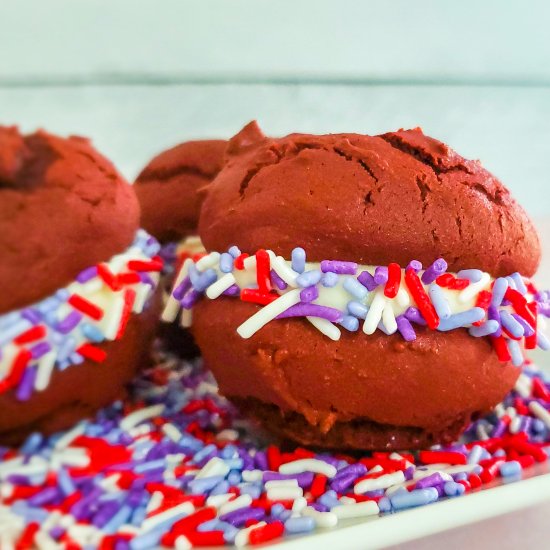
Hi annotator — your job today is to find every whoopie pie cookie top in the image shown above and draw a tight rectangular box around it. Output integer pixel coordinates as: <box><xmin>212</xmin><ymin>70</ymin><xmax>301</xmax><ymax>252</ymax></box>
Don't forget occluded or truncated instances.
<box><xmin>198</xmin><ymin>122</ymin><xmax>540</xmax><ymax>278</ymax></box>
<box><xmin>0</xmin><ymin>126</ymin><xmax>139</xmax><ymax>314</ymax></box>
<box><xmin>135</xmin><ymin>139</ymin><xmax>227</xmax><ymax>243</ymax></box>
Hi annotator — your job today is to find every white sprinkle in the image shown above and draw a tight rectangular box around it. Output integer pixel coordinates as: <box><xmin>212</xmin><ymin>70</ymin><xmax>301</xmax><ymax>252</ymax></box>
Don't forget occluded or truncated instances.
<box><xmin>510</xmin><ymin>416</ymin><xmax>522</xmax><ymax>434</ymax></box>
<box><xmin>264</xmin><ymin>479</ymin><xmax>299</xmax><ymax>489</ymax></box>
<box><xmin>382</xmin><ymin>302</ymin><xmax>398</xmax><ymax>334</ymax></box>
<box><xmin>34</xmin><ymin>351</ymin><xmax>57</xmax><ymax>391</ymax></box>
<box><xmin>494</xmin><ymin>403</ymin><xmax>506</xmax><ymax>418</ymax></box>
<box><xmin>235</xmin><ymin>522</ymin><xmax>267</xmax><ymax>548</ymax></box>
<box><xmin>529</xmin><ymin>401</ymin><xmax>550</xmax><ymax>429</ymax></box>
<box><xmin>146</xmin><ymin>491</ymin><xmax>164</xmax><ymax>514</ymax></box>
<box><xmin>133</xmin><ymin>284</ymin><xmax>153</xmax><ymax>313</ymax></box>
<box><xmin>368</xmin><ymin>465</ymin><xmax>384</xmax><ymax>474</ymax></box>
<box><xmin>301</xmin><ymin>506</ymin><xmax>338</xmax><ymax>528</ymax></box>
<box><xmin>505</xmin><ymin>406</ymin><xmax>518</xmax><ymax>419</ymax></box>
<box><xmin>242</xmin><ymin>469</ymin><xmax>263</xmax><ymax>483</ymax></box>
<box><xmin>140</xmin><ymin>501</ymin><xmax>194</xmax><ymax>533</ymax></box>
<box><xmin>354</xmin><ymin>471</ymin><xmax>405</xmax><ymax>494</ymax></box>
<box><xmin>459</xmin><ymin>272</ymin><xmax>491</xmax><ymax>303</ymax></box>
<box><xmin>34</xmin><ymin>530</ymin><xmax>60</xmax><ymax>550</ymax></box>
<box><xmin>175</xmin><ymin>535</ymin><xmax>192</xmax><ymax>550</ymax></box>
<box><xmin>206</xmin><ymin>273</ymin><xmax>236</xmax><ymax>299</ymax></box>
<box><xmin>271</xmin><ymin>256</ymin><xmax>299</xmax><ymax>287</ymax></box>
<box><xmin>54</xmin><ymin>423</ymin><xmax>87</xmax><ymax>450</ymax></box>
<box><xmin>119</xmin><ymin>404</ymin><xmax>164</xmax><ymax>431</ymax></box>
<box><xmin>339</xmin><ymin>496</ymin><xmax>356</xmax><ymax>505</ymax></box>
<box><xmin>195</xmin><ymin>457</ymin><xmax>230</xmax><ymax>480</ymax></box>
<box><xmin>206</xmin><ymin>493</ymin><xmax>234</xmax><ymax>508</ymax></box>
<box><xmin>292</xmin><ymin>496</ymin><xmax>308</xmax><ymax>515</ymax></box>
<box><xmin>266</xmin><ymin>486</ymin><xmax>303</xmax><ymax>501</ymax></box>
<box><xmin>396</xmin><ymin>286</ymin><xmax>411</xmax><ymax>308</ymax></box>
<box><xmin>162</xmin><ymin>423</ymin><xmax>183</xmax><ymax>443</ymax></box>
<box><xmin>219</xmin><ymin>494</ymin><xmax>252</xmax><ymax>516</ymax></box>
<box><xmin>363</xmin><ymin>290</ymin><xmax>385</xmax><ymax>334</ymax></box>
<box><xmin>180</xmin><ymin>308</ymin><xmax>193</xmax><ymax>328</ymax></box>
<box><xmin>307</xmin><ymin>316</ymin><xmax>341</xmax><ymax>340</ymax></box>
<box><xmin>242</xmin><ymin>255</ymin><xmax>257</xmax><ymax>270</ymax></box>
<box><xmin>50</xmin><ymin>448</ymin><xmax>90</xmax><ymax>470</ymax></box>
<box><xmin>162</xmin><ymin>259</ymin><xmax>191</xmax><ymax>322</ymax></box>
<box><xmin>196</xmin><ymin>252</ymin><xmax>220</xmax><ymax>271</ymax></box>
<box><xmin>100</xmin><ymin>294</ymin><xmax>125</xmax><ymax>340</ymax></box>
<box><xmin>514</xmin><ymin>374</ymin><xmax>533</xmax><ymax>398</ymax></box>
<box><xmin>237</xmin><ymin>289</ymin><xmax>301</xmax><ymax>339</ymax></box>
<box><xmin>423</xmin><ymin>464</ymin><xmax>478</xmax><ymax>475</ymax></box>
<box><xmin>279</xmin><ymin>458</ymin><xmax>337</xmax><ymax>478</ymax></box>
<box><xmin>476</xmin><ymin>423</ymin><xmax>490</xmax><ymax>441</ymax></box>
<box><xmin>332</xmin><ymin>500</ymin><xmax>379</xmax><ymax>518</ymax></box>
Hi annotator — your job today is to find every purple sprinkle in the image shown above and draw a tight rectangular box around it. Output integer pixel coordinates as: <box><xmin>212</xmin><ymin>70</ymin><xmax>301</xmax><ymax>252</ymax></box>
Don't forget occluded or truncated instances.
<box><xmin>15</xmin><ymin>367</ymin><xmax>37</xmax><ymax>402</ymax></box>
<box><xmin>330</xmin><ymin>472</ymin><xmax>358</xmax><ymax>493</ymax></box>
<box><xmin>310</xmin><ymin>502</ymin><xmax>329</xmax><ymax>513</ymax></box>
<box><xmin>263</xmin><ymin>471</ymin><xmax>314</xmax><ymax>489</ymax></box>
<box><xmin>404</xmin><ymin>466</ymin><xmax>415</xmax><ymax>481</ymax></box>
<box><xmin>173</xmin><ymin>276</ymin><xmax>192</xmax><ymax>300</ymax></box>
<box><xmin>76</xmin><ymin>266</ymin><xmax>98</xmax><ymax>284</ymax></box>
<box><xmin>181</xmin><ymin>289</ymin><xmax>203</xmax><ymax>309</ymax></box>
<box><xmin>56</xmin><ymin>311</ymin><xmax>83</xmax><ymax>334</ymax></box>
<box><xmin>333</xmin><ymin>463</ymin><xmax>367</xmax><ymax>480</ymax></box>
<box><xmin>300</xmin><ymin>286</ymin><xmax>319</xmax><ymax>303</ymax></box>
<box><xmin>488</xmin><ymin>305</ymin><xmax>503</xmax><ymax>337</ymax></box>
<box><xmin>320</xmin><ymin>260</ymin><xmax>357</xmax><ymax>275</ymax></box>
<box><xmin>28</xmin><ymin>486</ymin><xmax>60</xmax><ymax>506</ymax></box>
<box><xmin>219</xmin><ymin>506</ymin><xmax>265</xmax><ymax>526</ymax></box>
<box><xmin>407</xmin><ymin>260</ymin><xmax>423</xmax><ymax>273</ymax></box>
<box><xmin>223</xmin><ymin>284</ymin><xmax>241</xmax><ymax>297</ymax></box>
<box><xmin>415</xmin><ymin>472</ymin><xmax>447</xmax><ymax>489</ymax></box>
<box><xmin>373</xmin><ymin>266</ymin><xmax>389</xmax><ymax>285</ymax></box>
<box><xmin>404</xmin><ymin>306</ymin><xmax>427</xmax><ymax>326</ymax></box>
<box><xmin>276</xmin><ymin>303</ymin><xmax>343</xmax><ymax>323</ymax></box>
<box><xmin>270</xmin><ymin>270</ymin><xmax>288</xmax><ymax>291</ymax></box>
<box><xmin>357</xmin><ymin>270</ymin><xmax>378</xmax><ymax>291</ymax></box>
<box><xmin>421</xmin><ymin>258</ymin><xmax>448</xmax><ymax>284</ymax></box>
<box><xmin>21</xmin><ymin>308</ymin><xmax>42</xmax><ymax>324</ymax></box>
<box><xmin>30</xmin><ymin>341</ymin><xmax>52</xmax><ymax>359</ymax></box>
<box><xmin>139</xmin><ymin>273</ymin><xmax>155</xmax><ymax>287</ymax></box>
<box><xmin>396</xmin><ymin>315</ymin><xmax>417</xmax><ymax>341</ymax></box>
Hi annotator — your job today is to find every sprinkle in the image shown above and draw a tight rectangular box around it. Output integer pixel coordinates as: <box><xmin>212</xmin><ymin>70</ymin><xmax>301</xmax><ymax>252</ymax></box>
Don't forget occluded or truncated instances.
<box><xmin>206</xmin><ymin>273</ymin><xmax>237</xmax><ymax>299</ymax></box>
<box><xmin>119</xmin><ymin>404</ymin><xmax>165</xmax><ymax>431</ymax></box>
<box><xmin>296</xmin><ymin>270</ymin><xmax>322</xmax><ymax>288</ymax></box>
<box><xmin>320</xmin><ymin>272</ymin><xmax>339</xmax><ymax>288</ymax></box>
<box><xmin>284</xmin><ymin>516</ymin><xmax>315</xmax><ymax>534</ymax></box>
<box><xmin>307</xmin><ymin>317</ymin><xmax>341</xmax><ymax>341</ymax></box>
<box><xmin>373</xmin><ymin>266</ymin><xmax>388</xmax><ymax>285</ymax></box>
<box><xmin>332</xmin><ymin>501</ymin><xmax>379</xmax><ymax>519</ymax></box>
<box><xmin>347</xmin><ymin>301</ymin><xmax>368</xmax><ymax>319</ymax></box>
<box><xmin>277</xmin><ymin>304</ymin><xmax>343</xmax><ymax>323</ymax></box>
<box><xmin>428</xmin><ymin>284</ymin><xmax>452</xmax><ymax>320</ymax></box>
<box><xmin>320</xmin><ymin>260</ymin><xmax>357</xmax><ymax>275</ymax></box>
<box><xmin>469</xmin><ymin>320</ymin><xmax>500</xmax><ymax>338</ymax></box>
<box><xmin>363</xmin><ymin>291</ymin><xmax>386</xmax><ymax>335</ymax></box>
<box><xmin>437</xmin><ymin>308</ymin><xmax>485</xmax><ymax>331</ymax></box>
<box><xmin>384</xmin><ymin>263</ymin><xmax>401</xmax><ymax>299</ymax></box>
<box><xmin>396</xmin><ymin>315</ymin><xmax>416</xmax><ymax>341</ymax></box>
<box><xmin>381</xmin><ymin>303</ymin><xmax>398</xmax><ymax>334</ymax></box>
<box><xmin>421</xmin><ymin>259</ymin><xmax>448</xmax><ymax>285</ymax></box>
<box><xmin>405</xmin><ymin>269</ymin><xmax>440</xmax><ymax>330</ymax></box>
<box><xmin>343</xmin><ymin>278</ymin><xmax>369</xmax><ymax>300</ymax></box>
<box><xmin>457</xmin><ymin>269</ymin><xmax>484</xmax><ymax>283</ymax></box>
<box><xmin>459</xmin><ymin>272</ymin><xmax>491</xmax><ymax>303</ymax></box>
<box><xmin>237</xmin><ymin>290</ymin><xmax>301</xmax><ymax>339</ymax></box>
<box><xmin>340</xmin><ymin>315</ymin><xmax>359</xmax><ymax>332</ymax></box>
<box><xmin>357</xmin><ymin>270</ymin><xmax>378</xmax><ymax>291</ymax></box>
<box><xmin>300</xmin><ymin>286</ymin><xmax>319</xmax><ymax>303</ymax></box>
<box><xmin>291</xmin><ymin>248</ymin><xmax>306</xmax><ymax>274</ymax></box>
<box><xmin>279</xmin><ymin>459</ymin><xmax>337</xmax><ymax>478</ymax></box>
<box><xmin>390</xmin><ymin>488</ymin><xmax>439</xmax><ymax>510</ymax></box>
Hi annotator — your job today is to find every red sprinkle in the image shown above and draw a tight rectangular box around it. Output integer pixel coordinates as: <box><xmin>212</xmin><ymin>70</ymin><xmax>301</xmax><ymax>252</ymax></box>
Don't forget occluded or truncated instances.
<box><xmin>404</xmin><ymin>268</ymin><xmax>440</xmax><ymax>330</ymax></box>
<box><xmin>127</xmin><ymin>259</ymin><xmax>163</xmax><ymax>272</ymax></box>
<box><xmin>185</xmin><ymin>530</ymin><xmax>226</xmax><ymax>547</ymax></box>
<box><xmin>76</xmin><ymin>343</ymin><xmax>107</xmax><ymax>363</ymax></box>
<box><xmin>435</xmin><ymin>273</ymin><xmax>455</xmax><ymax>287</ymax></box>
<box><xmin>16</xmin><ymin>522</ymin><xmax>40</xmax><ymax>550</ymax></box>
<box><xmin>234</xmin><ymin>253</ymin><xmax>250</xmax><ymax>270</ymax></box>
<box><xmin>525</xmin><ymin>302</ymin><xmax>538</xmax><ymax>350</ymax></box>
<box><xmin>0</xmin><ymin>348</ymin><xmax>32</xmax><ymax>393</ymax></box>
<box><xmin>14</xmin><ymin>325</ymin><xmax>47</xmax><ymax>345</ymax></box>
<box><xmin>419</xmin><ymin>450</ymin><xmax>467</xmax><ymax>465</ymax></box>
<box><xmin>249</xmin><ymin>521</ymin><xmax>285</xmax><ymax>545</ymax></box>
<box><xmin>68</xmin><ymin>294</ymin><xmax>104</xmax><ymax>321</ymax></box>
<box><xmin>116</xmin><ymin>289</ymin><xmax>136</xmax><ymax>340</ymax></box>
<box><xmin>255</xmin><ymin>249</ymin><xmax>272</xmax><ymax>294</ymax></box>
<box><xmin>491</xmin><ymin>335</ymin><xmax>512</xmax><ymax>362</ymax></box>
<box><xmin>97</xmin><ymin>264</ymin><xmax>121</xmax><ymax>291</ymax></box>
<box><xmin>310</xmin><ymin>474</ymin><xmax>328</xmax><ymax>499</ymax></box>
<box><xmin>240</xmin><ymin>289</ymin><xmax>279</xmax><ymax>306</ymax></box>
<box><xmin>384</xmin><ymin>263</ymin><xmax>401</xmax><ymax>299</ymax></box>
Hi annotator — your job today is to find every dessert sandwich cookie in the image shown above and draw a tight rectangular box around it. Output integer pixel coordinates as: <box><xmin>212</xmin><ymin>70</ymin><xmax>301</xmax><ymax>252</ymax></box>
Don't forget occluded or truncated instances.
<box><xmin>135</xmin><ymin>138</ymin><xmax>227</xmax><ymax>357</ymax></box>
<box><xmin>165</xmin><ymin>121</ymin><xmax>550</xmax><ymax>451</ymax></box>
<box><xmin>0</xmin><ymin>126</ymin><xmax>162</xmax><ymax>444</ymax></box>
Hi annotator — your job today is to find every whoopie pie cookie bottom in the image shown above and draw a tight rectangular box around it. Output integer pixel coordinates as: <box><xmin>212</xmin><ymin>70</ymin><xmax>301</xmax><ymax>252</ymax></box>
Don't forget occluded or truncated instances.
<box><xmin>192</xmin><ymin>298</ymin><xmax>519</xmax><ymax>451</ymax></box>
